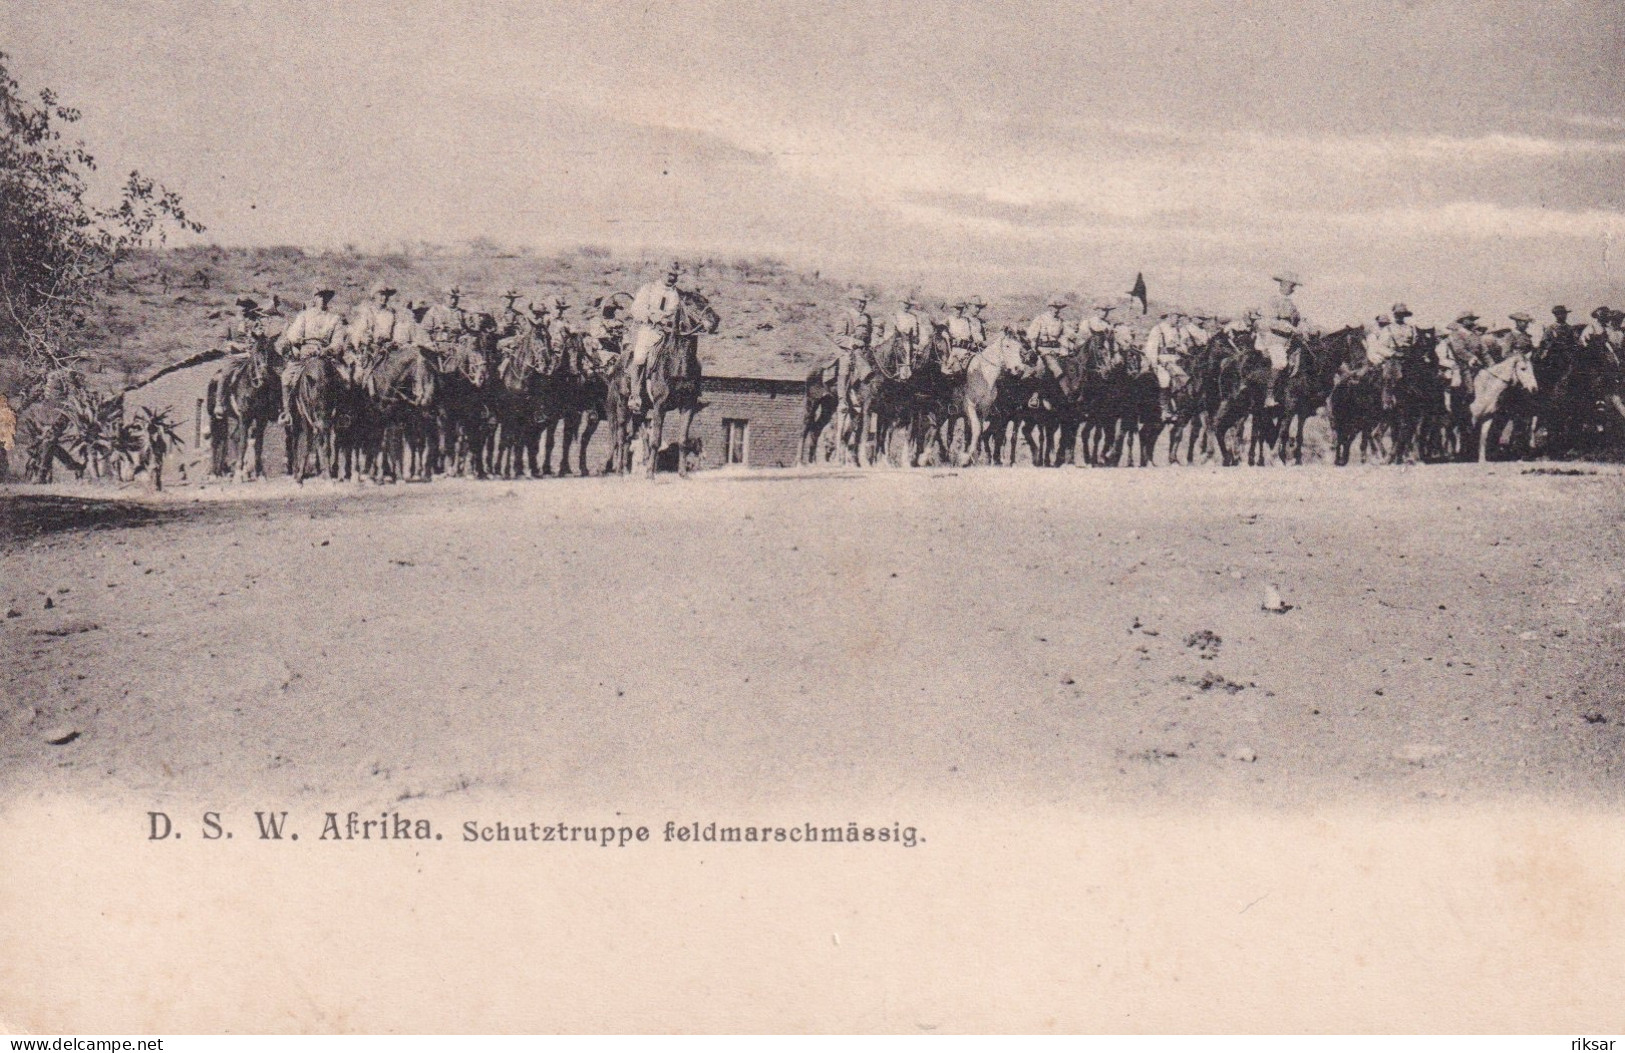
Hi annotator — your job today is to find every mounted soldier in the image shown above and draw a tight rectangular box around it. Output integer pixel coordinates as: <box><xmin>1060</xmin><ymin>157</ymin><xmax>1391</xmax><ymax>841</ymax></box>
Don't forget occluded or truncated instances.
<box><xmin>887</xmin><ymin>291</ymin><xmax>930</xmax><ymax>378</ymax></box>
<box><xmin>1257</xmin><ymin>270</ymin><xmax>1304</xmax><ymax>406</ymax></box>
<box><xmin>944</xmin><ymin>297</ymin><xmax>986</xmax><ymax>375</ymax></box>
<box><xmin>421</xmin><ymin>286</ymin><xmax>474</xmax><ymax>348</ymax></box>
<box><xmin>1437</xmin><ymin>310</ymin><xmax>1487</xmax><ymax>387</ymax></box>
<box><xmin>584</xmin><ymin>299</ymin><xmax>626</xmax><ymax>372</ymax></box>
<box><xmin>1026</xmin><ymin>295</ymin><xmax>1069</xmax><ymax>363</ymax></box>
<box><xmin>1144</xmin><ymin>311</ymin><xmax>1192</xmax><ymax>415</ymax></box>
<box><xmin>832</xmin><ymin>289</ymin><xmax>876</xmax><ymax>460</ymax></box>
<box><xmin>628</xmin><ymin>261</ymin><xmax>685</xmax><ymax>410</ymax></box>
<box><xmin>225</xmin><ymin>297</ymin><xmax>275</xmax><ymax>353</ymax></box>
<box><xmin>1504</xmin><ymin>312</ymin><xmax>1536</xmax><ymax>359</ymax></box>
<box><xmin>1078</xmin><ymin>302</ymin><xmax>1115</xmax><ymax>351</ymax></box>
<box><xmin>487</xmin><ymin>289</ymin><xmax>520</xmax><ymax>338</ymax></box>
<box><xmin>277</xmin><ymin>286</ymin><xmax>346</xmax><ymax>425</ymax></box>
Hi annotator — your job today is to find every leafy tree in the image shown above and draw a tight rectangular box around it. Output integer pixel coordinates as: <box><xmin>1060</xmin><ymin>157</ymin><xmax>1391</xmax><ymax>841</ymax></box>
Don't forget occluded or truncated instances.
<box><xmin>0</xmin><ymin>50</ymin><xmax>204</xmax><ymax>404</ymax></box>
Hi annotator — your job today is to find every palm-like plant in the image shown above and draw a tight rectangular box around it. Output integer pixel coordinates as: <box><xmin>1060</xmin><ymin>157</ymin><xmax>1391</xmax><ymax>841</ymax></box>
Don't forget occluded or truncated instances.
<box><xmin>124</xmin><ymin>406</ymin><xmax>184</xmax><ymax>490</ymax></box>
<box><xmin>60</xmin><ymin>389</ymin><xmax>124</xmax><ymax>481</ymax></box>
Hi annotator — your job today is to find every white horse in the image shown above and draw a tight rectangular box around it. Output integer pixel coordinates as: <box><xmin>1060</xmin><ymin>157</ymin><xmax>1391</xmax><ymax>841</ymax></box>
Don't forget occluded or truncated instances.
<box><xmin>1471</xmin><ymin>352</ymin><xmax>1538</xmax><ymax>462</ymax></box>
<box><xmin>958</xmin><ymin>328</ymin><xmax>1034</xmax><ymax>466</ymax></box>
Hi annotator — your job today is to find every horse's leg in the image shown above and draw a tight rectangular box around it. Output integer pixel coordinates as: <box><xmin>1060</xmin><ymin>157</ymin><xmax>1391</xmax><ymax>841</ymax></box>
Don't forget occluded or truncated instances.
<box><xmin>678</xmin><ymin>404</ymin><xmax>696</xmax><ymax>477</ymax></box>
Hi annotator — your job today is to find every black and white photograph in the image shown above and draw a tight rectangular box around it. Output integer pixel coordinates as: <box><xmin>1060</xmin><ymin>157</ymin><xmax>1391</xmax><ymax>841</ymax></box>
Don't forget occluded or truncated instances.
<box><xmin>2</xmin><ymin>0</ymin><xmax>1623</xmax><ymax>1036</ymax></box>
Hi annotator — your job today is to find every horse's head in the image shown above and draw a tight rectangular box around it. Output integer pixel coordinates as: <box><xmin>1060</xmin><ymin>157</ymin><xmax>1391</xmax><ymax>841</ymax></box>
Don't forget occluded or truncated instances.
<box><xmin>679</xmin><ymin>290</ymin><xmax>721</xmax><ymax>336</ymax></box>
<box><xmin>1510</xmin><ymin>352</ymin><xmax>1539</xmax><ymax>393</ymax></box>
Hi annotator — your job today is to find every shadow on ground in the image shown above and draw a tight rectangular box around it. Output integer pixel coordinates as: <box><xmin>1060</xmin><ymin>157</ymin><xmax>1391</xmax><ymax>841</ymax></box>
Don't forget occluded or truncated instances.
<box><xmin>0</xmin><ymin>495</ymin><xmax>217</xmax><ymax>545</ymax></box>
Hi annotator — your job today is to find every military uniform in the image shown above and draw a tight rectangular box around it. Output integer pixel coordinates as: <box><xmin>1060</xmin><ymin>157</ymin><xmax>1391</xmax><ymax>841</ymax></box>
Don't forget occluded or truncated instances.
<box><xmin>944</xmin><ymin>303</ymin><xmax>985</xmax><ymax>374</ymax></box>
<box><xmin>1258</xmin><ymin>293</ymin><xmax>1301</xmax><ymax>371</ymax></box>
<box><xmin>1144</xmin><ymin>316</ymin><xmax>1187</xmax><ymax>385</ymax></box>
<box><xmin>421</xmin><ymin>293</ymin><xmax>473</xmax><ymax>347</ymax></box>
<box><xmin>1026</xmin><ymin>303</ymin><xmax>1068</xmax><ymax>357</ymax></box>
<box><xmin>278</xmin><ymin>294</ymin><xmax>346</xmax><ymax>423</ymax></box>
<box><xmin>585</xmin><ymin>310</ymin><xmax>626</xmax><ymax>370</ymax></box>
<box><xmin>349</xmin><ymin>287</ymin><xmax>403</xmax><ymax>356</ymax></box>
<box><xmin>1541</xmin><ymin>309</ymin><xmax>1580</xmax><ymax>358</ymax></box>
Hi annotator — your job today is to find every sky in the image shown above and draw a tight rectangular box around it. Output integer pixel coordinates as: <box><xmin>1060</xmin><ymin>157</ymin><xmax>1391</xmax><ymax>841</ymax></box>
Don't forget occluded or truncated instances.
<box><xmin>5</xmin><ymin>0</ymin><xmax>1624</xmax><ymax>324</ymax></box>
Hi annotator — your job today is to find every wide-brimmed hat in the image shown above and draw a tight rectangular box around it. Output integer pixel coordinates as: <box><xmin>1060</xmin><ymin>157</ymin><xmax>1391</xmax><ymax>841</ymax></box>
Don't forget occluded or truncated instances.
<box><xmin>1046</xmin><ymin>294</ymin><xmax>1068</xmax><ymax>307</ymax></box>
<box><xmin>967</xmin><ymin>295</ymin><xmax>986</xmax><ymax>307</ymax></box>
<box><xmin>313</xmin><ymin>286</ymin><xmax>336</xmax><ymax>299</ymax></box>
<box><xmin>1391</xmin><ymin>302</ymin><xmax>1412</xmax><ymax>317</ymax></box>
<box><xmin>372</xmin><ymin>283</ymin><xmax>397</xmax><ymax>296</ymax></box>
<box><xmin>235</xmin><ymin>297</ymin><xmax>261</xmax><ymax>314</ymax></box>
<box><xmin>502</xmin><ymin>289</ymin><xmax>520</xmax><ymax>300</ymax></box>
<box><xmin>1375</xmin><ymin>313</ymin><xmax>1392</xmax><ymax>326</ymax></box>
<box><xmin>1510</xmin><ymin>311</ymin><xmax>1533</xmax><ymax>323</ymax></box>
<box><xmin>1552</xmin><ymin>305</ymin><xmax>1570</xmax><ymax>315</ymax></box>
<box><xmin>901</xmin><ymin>291</ymin><xmax>922</xmax><ymax>306</ymax></box>
<box><xmin>1455</xmin><ymin>310</ymin><xmax>1479</xmax><ymax>324</ymax></box>
<box><xmin>552</xmin><ymin>295</ymin><xmax>569</xmax><ymax>308</ymax></box>
<box><xmin>1592</xmin><ymin>306</ymin><xmax>1611</xmax><ymax>320</ymax></box>
<box><xmin>845</xmin><ymin>288</ymin><xmax>868</xmax><ymax>302</ymax></box>
<box><xmin>446</xmin><ymin>285</ymin><xmax>462</xmax><ymax>296</ymax></box>
<box><xmin>1272</xmin><ymin>270</ymin><xmax>1302</xmax><ymax>286</ymax></box>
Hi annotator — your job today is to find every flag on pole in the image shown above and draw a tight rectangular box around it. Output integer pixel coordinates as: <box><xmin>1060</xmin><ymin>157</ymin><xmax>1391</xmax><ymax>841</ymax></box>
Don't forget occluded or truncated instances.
<box><xmin>1128</xmin><ymin>273</ymin><xmax>1148</xmax><ymax>315</ymax></box>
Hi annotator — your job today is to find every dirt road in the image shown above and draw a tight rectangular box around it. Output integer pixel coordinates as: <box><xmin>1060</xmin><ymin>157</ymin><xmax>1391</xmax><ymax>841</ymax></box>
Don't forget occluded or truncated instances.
<box><xmin>5</xmin><ymin>463</ymin><xmax>1623</xmax><ymax>810</ymax></box>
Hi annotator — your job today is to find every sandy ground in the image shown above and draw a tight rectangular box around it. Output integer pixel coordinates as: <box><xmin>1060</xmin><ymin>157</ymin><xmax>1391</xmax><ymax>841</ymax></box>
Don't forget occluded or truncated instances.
<box><xmin>5</xmin><ymin>464</ymin><xmax>1625</xmax><ymax>1033</ymax></box>
<box><xmin>3</xmin><ymin>462</ymin><xmax>1623</xmax><ymax>811</ymax></box>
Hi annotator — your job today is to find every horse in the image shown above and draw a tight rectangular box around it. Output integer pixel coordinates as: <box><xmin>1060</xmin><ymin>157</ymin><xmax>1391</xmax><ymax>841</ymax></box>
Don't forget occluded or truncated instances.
<box><xmin>849</xmin><ymin>327</ymin><xmax>927</xmax><ymax>467</ymax></box>
<box><xmin>1275</xmin><ymin>326</ymin><xmax>1362</xmax><ymax>465</ymax></box>
<box><xmin>957</xmin><ymin>328</ymin><xmax>1035</xmax><ymax>466</ymax></box>
<box><xmin>1383</xmin><ymin>330</ymin><xmax>1449</xmax><ymax>464</ymax></box>
<box><xmin>493</xmin><ymin>318</ymin><xmax>550</xmax><ymax>478</ymax></box>
<box><xmin>285</xmin><ymin>355</ymin><xmax>344</xmax><ymax>482</ymax></box>
<box><xmin>362</xmin><ymin>343</ymin><xmax>439</xmax><ymax>482</ymax></box>
<box><xmin>538</xmin><ymin>331</ymin><xmax>606</xmax><ymax>477</ymax></box>
<box><xmin>210</xmin><ymin>334</ymin><xmax>281</xmax><ymax>480</ymax></box>
<box><xmin>1471</xmin><ymin>351</ymin><xmax>1539</xmax><ymax>462</ymax></box>
<box><xmin>1327</xmin><ymin>357</ymin><xmax>1386</xmax><ymax>466</ymax></box>
<box><xmin>435</xmin><ymin>321</ymin><xmax>499</xmax><ymax>479</ymax></box>
<box><xmin>801</xmin><ymin>360</ymin><xmax>840</xmax><ymax>464</ymax></box>
<box><xmin>1209</xmin><ymin>331</ymin><xmax>1272</xmax><ymax>467</ymax></box>
<box><xmin>640</xmin><ymin>289</ymin><xmax>720</xmax><ymax>476</ymax></box>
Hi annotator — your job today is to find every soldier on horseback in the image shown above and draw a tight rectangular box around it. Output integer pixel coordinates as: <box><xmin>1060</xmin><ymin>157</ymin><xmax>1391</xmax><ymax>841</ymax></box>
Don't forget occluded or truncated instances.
<box><xmin>1078</xmin><ymin>303</ymin><xmax>1115</xmax><ymax>349</ymax></box>
<box><xmin>1257</xmin><ymin>271</ymin><xmax>1304</xmax><ymax>407</ymax></box>
<box><xmin>1027</xmin><ymin>296</ymin><xmax>1069</xmax><ymax>359</ymax></box>
<box><xmin>422</xmin><ymin>286</ymin><xmax>473</xmax><ymax>348</ymax></box>
<box><xmin>584</xmin><ymin>299</ymin><xmax>626</xmax><ymax>372</ymax></box>
<box><xmin>1436</xmin><ymin>310</ymin><xmax>1487</xmax><ymax>388</ymax></box>
<box><xmin>498</xmin><ymin>290</ymin><xmax>526</xmax><ymax>337</ymax></box>
<box><xmin>832</xmin><ymin>289</ymin><xmax>876</xmax><ymax>460</ymax></box>
<box><xmin>888</xmin><ymin>292</ymin><xmax>930</xmax><ymax>377</ymax></box>
<box><xmin>225</xmin><ymin>297</ymin><xmax>273</xmax><ymax>352</ymax></box>
<box><xmin>628</xmin><ymin>261</ymin><xmax>685</xmax><ymax>411</ymax></box>
<box><xmin>944</xmin><ymin>297</ymin><xmax>987</xmax><ymax>375</ymax></box>
<box><xmin>1145</xmin><ymin>311</ymin><xmax>1193</xmax><ymax>416</ymax></box>
<box><xmin>277</xmin><ymin>286</ymin><xmax>346</xmax><ymax>425</ymax></box>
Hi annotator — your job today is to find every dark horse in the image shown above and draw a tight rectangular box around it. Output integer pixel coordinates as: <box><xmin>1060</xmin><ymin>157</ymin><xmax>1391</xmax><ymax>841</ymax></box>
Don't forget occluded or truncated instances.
<box><xmin>494</xmin><ymin>317</ymin><xmax>550</xmax><ymax>478</ymax></box>
<box><xmin>283</xmin><ymin>355</ymin><xmax>341</xmax><ymax>481</ymax></box>
<box><xmin>1274</xmin><ymin>326</ymin><xmax>1363</xmax><ymax>465</ymax></box>
<box><xmin>801</xmin><ymin>359</ymin><xmax>840</xmax><ymax>464</ymax></box>
<box><xmin>436</xmin><ymin>319</ymin><xmax>499</xmax><ymax>479</ymax></box>
<box><xmin>539</xmin><ymin>330</ymin><xmax>607</xmax><ymax>477</ymax></box>
<box><xmin>209</xmin><ymin>334</ymin><xmax>281</xmax><ymax>480</ymax></box>
<box><xmin>1208</xmin><ymin>330</ymin><xmax>1272</xmax><ymax>467</ymax></box>
<box><xmin>639</xmin><ymin>289</ymin><xmax>720</xmax><ymax>476</ymax></box>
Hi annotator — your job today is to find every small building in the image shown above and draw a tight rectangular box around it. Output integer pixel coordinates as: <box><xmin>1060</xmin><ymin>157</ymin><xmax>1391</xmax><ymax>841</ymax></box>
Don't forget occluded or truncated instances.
<box><xmin>685</xmin><ymin>374</ymin><xmax>806</xmax><ymax>469</ymax></box>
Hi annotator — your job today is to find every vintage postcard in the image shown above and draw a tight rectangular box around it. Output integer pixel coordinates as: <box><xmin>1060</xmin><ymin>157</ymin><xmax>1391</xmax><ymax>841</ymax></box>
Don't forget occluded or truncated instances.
<box><xmin>2</xmin><ymin>0</ymin><xmax>1623</xmax><ymax>1035</ymax></box>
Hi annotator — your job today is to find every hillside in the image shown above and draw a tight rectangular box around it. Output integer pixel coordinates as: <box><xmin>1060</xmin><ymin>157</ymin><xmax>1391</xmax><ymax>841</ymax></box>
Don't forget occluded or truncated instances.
<box><xmin>75</xmin><ymin>245</ymin><xmax>1175</xmax><ymax>393</ymax></box>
